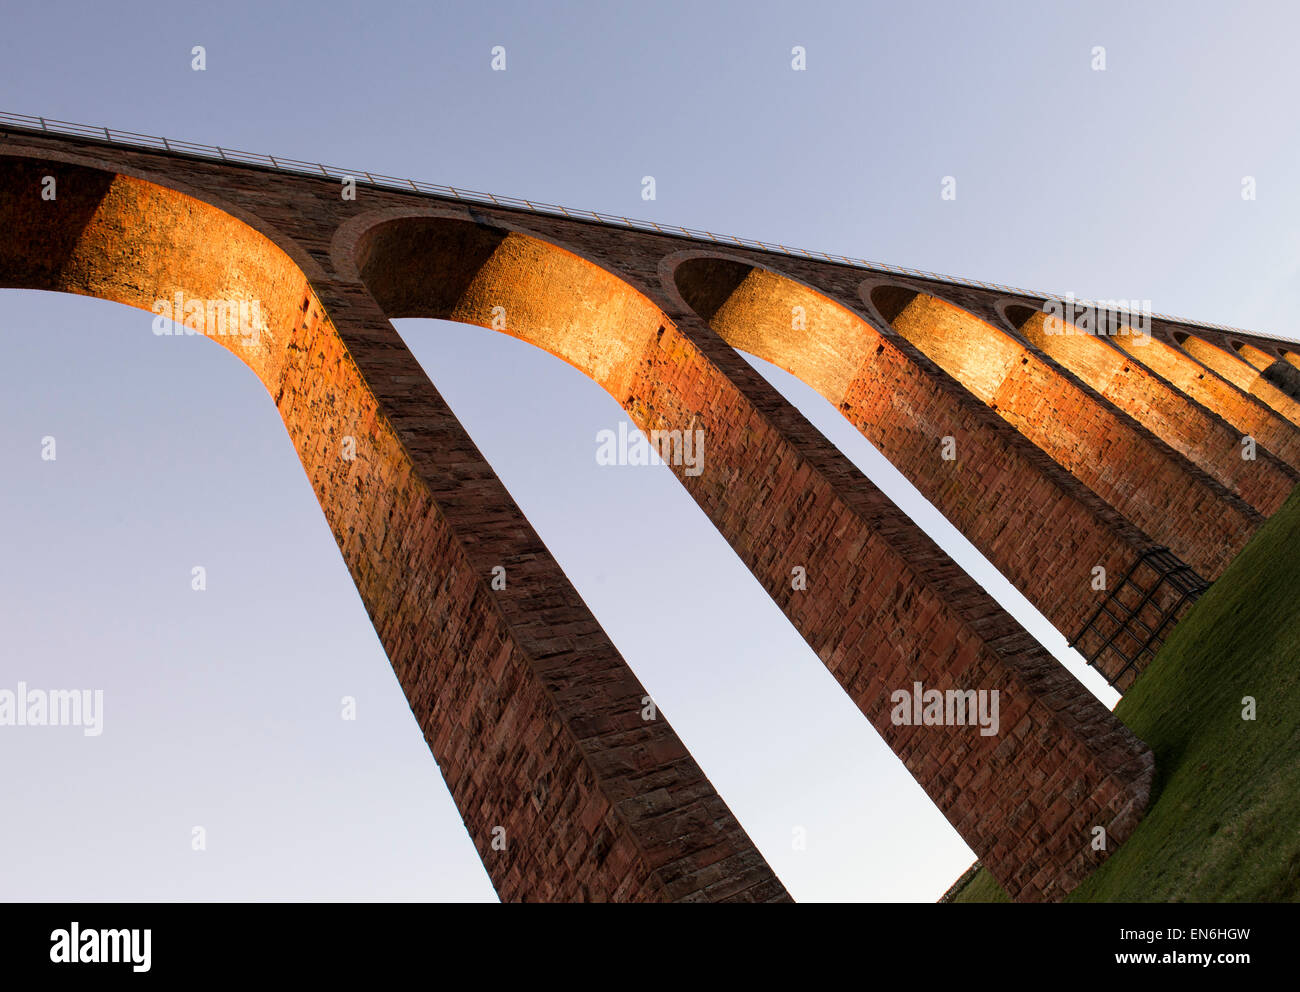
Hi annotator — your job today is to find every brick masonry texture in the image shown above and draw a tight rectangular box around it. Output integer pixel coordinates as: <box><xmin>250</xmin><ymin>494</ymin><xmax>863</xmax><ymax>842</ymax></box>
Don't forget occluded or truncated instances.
<box><xmin>1111</xmin><ymin>333</ymin><xmax>1300</xmax><ymax>469</ymax></box>
<box><xmin>3</xmin><ymin>128</ymin><xmax>1293</xmax><ymax>900</ymax></box>
<box><xmin>1179</xmin><ymin>333</ymin><xmax>1300</xmax><ymax>423</ymax></box>
<box><xmin>872</xmin><ymin>291</ymin><xmax>1262</xmax><ymax>582</ymax></box>
<box><xmin>1013</xmin><ymin>308</ymin><xmax>1298</xmax><ymax>517</ymax></box>
<box><xmin>670</xmin><ymin>259</ymin><xmax>1196</xmax><ymax>676</ymax></box>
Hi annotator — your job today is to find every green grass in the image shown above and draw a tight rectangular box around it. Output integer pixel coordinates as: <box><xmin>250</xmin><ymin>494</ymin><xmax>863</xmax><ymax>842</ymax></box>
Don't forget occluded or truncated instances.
<box><xmin>948</xmin><ymin>487</ymin><xmax>1300</xmax><ymax>902</ymax></box>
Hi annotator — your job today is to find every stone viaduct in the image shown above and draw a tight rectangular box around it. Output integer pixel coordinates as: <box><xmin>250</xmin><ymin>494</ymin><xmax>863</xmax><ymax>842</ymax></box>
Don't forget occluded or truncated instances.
<box><xmin>3</xmin><ymin>115</ymin><xmax>1297</xmax><ymax>902</ymax></box>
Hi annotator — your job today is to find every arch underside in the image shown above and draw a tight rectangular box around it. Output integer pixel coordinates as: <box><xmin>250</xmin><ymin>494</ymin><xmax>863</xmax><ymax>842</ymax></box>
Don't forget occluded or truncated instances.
<box><xmin>1178</xmin><ymin>332</ymin><xmax>1300</xmax><ymax>421</ymax></box>
<box><xmin>869</xmin><ymin>287</ymin><xmax>1261</xmax><ymax>581</ymax></box>
<box><xmin>1007</xmin><ymin>305</ymin><xmax>1299</xmax><ymax>516</ymax></box>
<box><xmin>1109</xmin><ymin>329</ymin><xmax>1300</xmax><ymax>470</ymax></box>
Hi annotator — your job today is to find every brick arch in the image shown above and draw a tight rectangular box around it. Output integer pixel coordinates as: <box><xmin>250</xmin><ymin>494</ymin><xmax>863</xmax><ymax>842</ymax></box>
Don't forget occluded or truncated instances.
<box><xmin>671</xmin><ymin>254</ymin><xmax>883</xmax><ymax>404</ymax></box>
<box><xmin>870</xmin><ymin>285</ymin><xmax>1027</xmax><ymax>405</ymax></box>
<box><xmin>861</xmin><ymin>285</ymin><xmax>1260</xmax><ymax>581</ymax></box>
<box><xmin>1233</xmin><ymin>339</ymin><xmax>1277</xmax><ymax>372</ymax></box>
<box><xmin>1108</xmin><ymin>330</ymin><xmax>1300</xmax><ymax>469</ymax></box>
<box><xmin>0</xmin><ymin>156</ymin><xmax>308</xmax><ymax>391</ymax></box>
<box><xmin>1004</xmin><ymin>304</ymin><xmax>1297</xmax><ymax>516</ymax></box>
<box><xmin>0</xmin><ymin>154</ymin><xmax>795</xmax><ymax>904</ymax></box>
<box><xmin>352</xmin><ymin>215</ymin><xmax>671</xmax><ymax>404</ymax></box>
<box><xmin>1175</xmin><ymin>331</ymin><xmax>1300</xmax><ymax>420</ymax></box>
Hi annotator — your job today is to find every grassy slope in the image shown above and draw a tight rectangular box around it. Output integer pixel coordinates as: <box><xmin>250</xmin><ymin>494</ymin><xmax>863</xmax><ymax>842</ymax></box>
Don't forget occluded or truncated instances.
<box><xmin>949</xmin><ymin>487</ymin><xmax>1300</xmax><ymax>902</ymax></box>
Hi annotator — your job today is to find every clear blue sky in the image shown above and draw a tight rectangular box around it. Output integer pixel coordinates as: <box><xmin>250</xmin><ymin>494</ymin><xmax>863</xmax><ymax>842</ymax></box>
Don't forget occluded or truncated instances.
<box><xmin>2</xmin><ymin>0</ymin><xmax>1297</xmax><ymax>901</ymax></box>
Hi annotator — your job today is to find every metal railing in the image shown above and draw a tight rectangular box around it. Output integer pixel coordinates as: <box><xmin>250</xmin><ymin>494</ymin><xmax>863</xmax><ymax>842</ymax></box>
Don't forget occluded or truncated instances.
<box><xmin>0</xmin><ymin>110</ymin><xmax>1289</xmax><ymax>344</ymax></box>
<box><xmin>1070</xmin><ymin>546</ymin><xmax>1210</xmax><ymax>688</ymax></box>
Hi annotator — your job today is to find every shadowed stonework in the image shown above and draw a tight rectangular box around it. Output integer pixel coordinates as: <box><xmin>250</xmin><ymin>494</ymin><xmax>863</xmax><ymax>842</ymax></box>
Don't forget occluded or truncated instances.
<box><xmin>3</xmin><ymin>123</ymin><xmax>1293</xmax><ymax>901</ymax></box>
